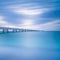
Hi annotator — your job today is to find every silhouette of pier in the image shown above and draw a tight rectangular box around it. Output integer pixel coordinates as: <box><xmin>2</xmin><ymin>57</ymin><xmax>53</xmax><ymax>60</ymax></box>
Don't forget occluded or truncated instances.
<box><xmin>0</xmin><ymin>27</ymin><xmax>38</xmax><ymax>32</ymax></box>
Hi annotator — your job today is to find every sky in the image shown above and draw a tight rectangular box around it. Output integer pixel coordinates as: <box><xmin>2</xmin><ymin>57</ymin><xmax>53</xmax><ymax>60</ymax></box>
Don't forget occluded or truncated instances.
<box><xmin>0</xmin><ymin>0</ymin><xmax>60</xmax><ymax>31</ymax></box>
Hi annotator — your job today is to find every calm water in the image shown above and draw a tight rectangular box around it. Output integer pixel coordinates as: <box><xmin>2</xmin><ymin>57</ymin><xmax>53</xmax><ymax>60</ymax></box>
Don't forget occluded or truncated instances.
<box><xmin>0</xmin><ymin>31</ymin><xmax>60</xmax><ymax>60</ymax></box>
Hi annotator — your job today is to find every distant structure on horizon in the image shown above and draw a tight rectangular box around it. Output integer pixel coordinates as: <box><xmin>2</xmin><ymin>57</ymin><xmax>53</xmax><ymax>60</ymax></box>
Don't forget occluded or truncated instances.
<box><xmin>0</xmin><ymin>27</ymin><xmax>39</xmax><ymax>33</ymax></box>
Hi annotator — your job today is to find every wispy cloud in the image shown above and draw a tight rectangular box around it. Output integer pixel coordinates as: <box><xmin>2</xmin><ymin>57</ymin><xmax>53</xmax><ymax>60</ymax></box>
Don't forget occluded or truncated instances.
<box><xmin>0</xmin><ymin>16</ymin><xmax>16</xmax><ymax>28</ymax></box>
<box><xmin>0</xmin><ymin>16</ymin><xmax>7</xmax><ymax>24</ymax></box>
<box><xmin>0</xmin><ymin>0</ymin><xmax>60</xmax><ymax>31</ymax></box>
<box><xmin>34</xmin><ymin>20</ymin><xmax>60</xmax><ymax>31</ymax></box>
<box><xmin>6</xmin><ymin>3</ymin><xmax>50</xmax><ymax>16</ymax></box>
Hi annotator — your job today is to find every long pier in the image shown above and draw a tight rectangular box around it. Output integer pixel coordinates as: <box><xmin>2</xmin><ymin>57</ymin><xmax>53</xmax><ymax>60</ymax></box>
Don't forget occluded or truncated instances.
<box><xmin>0</xmin><ymin>27</ymin><xmax>38</xmax><ymax>32</ymax></box>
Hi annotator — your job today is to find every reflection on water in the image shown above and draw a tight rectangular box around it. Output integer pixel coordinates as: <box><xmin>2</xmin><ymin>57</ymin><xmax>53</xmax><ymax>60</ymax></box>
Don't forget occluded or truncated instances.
<box><xmin>0</xmin><ymin>32</ymin><xmax>60</xmax><ymax>60</ymax></box>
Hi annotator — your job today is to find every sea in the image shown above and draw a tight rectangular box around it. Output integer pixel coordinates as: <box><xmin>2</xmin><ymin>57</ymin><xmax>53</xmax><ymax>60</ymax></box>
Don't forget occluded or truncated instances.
<box><xmin>0</xmin><ymin>31</ymin><xmax>60</xmax><ymax>60</ymax></box>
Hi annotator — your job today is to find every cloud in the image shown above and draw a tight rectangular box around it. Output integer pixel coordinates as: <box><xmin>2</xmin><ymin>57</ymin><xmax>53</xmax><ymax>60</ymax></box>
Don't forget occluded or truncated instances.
<box><xmin>0</xmin><ymin>2</ymin><xmax>60</xmax><ymax>31</ymax></box>
<box><xmin>0</xmin><ymin>16</ymin><xmax>16</xmax><ymax>28</ymax></box>
<box><xmin>17</xmin><ymin>20</ymin><xmax>60</xmax><ymax>31</ymax></box>
<box><xmin>6</xmin><ymin>3</ymin><xmax>50</xmax><ymax>16</ymax></box>
<box><xmin>0</xmin><ymin>19</ymin><xmax>60</xmax><ymax>31</ymax></box>
<box><xmin>0</xmin><ymin>16</ymin><xmax>7</xmax><ymax>24</ymax></box>
<box><xmin>13</xmin><ymin>8</ymin><xmax>49</xmax><ymax>15</ymax></box>
<box><xmin>0</xmin><ymin>16</ymin><xmax>60</xmax><ymax>31</ymax></box>
<box><xmin>34</xmin><ymin>20</ymin><xmax>60</xmax><ymax>31</ymax></box>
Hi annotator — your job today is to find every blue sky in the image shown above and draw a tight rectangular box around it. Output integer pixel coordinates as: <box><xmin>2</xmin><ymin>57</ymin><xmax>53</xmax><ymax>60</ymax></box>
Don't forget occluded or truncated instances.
<box><xmin>0</xmin><ymin>0</ymin><xmax>60</xmax><ymax>31</ymax></box>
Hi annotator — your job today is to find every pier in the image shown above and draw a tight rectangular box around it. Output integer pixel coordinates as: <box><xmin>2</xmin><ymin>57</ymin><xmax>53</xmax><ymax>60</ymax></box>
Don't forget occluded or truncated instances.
<box><xmin>0</xmin><ymin>27</ymin><xmax>38</xmax><ymax>32</ymax></box>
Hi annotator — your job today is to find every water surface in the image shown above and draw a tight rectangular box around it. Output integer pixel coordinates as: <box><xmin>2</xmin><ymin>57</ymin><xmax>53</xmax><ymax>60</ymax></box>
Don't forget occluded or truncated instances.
<box><xmin>0</xmin><ymin>31</ymin><xmax>60</xmax><ymax>60</ymax></box>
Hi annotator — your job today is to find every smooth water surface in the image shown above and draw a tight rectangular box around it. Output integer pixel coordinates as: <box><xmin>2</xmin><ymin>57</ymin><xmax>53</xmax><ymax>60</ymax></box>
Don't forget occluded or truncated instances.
<box><xmin>0</xmin><ymin>31</ymin><xmax>60</xmax><ymax>60</ymax></box>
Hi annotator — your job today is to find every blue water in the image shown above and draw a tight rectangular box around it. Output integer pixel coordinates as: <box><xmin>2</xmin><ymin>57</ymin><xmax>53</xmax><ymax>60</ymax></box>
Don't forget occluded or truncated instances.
<box><xmin>0</xmin><ymin>31</ymin><xmax>60</xmax><ymax>60</ymax></box>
